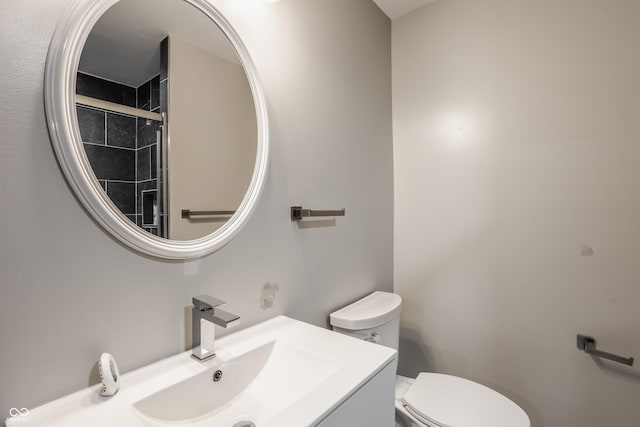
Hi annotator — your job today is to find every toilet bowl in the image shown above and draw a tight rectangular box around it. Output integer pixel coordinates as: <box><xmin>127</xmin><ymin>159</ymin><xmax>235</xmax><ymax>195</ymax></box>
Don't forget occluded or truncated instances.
<box><xmin>329</xmin><ymin>292</ymin><xmax>530</xmax><ymax>427</ymax></box>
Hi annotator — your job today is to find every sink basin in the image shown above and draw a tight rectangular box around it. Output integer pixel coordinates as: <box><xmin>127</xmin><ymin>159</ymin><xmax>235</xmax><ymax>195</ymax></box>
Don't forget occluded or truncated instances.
<box><xmin>134</xmin><ymin>340</ymin><xmax>343</xmax><ymax>424</ymax></box>
<box><xmin>7</xmin><ymin>316</ymin><xmax>396</xmax><ymax>427</ymax></box>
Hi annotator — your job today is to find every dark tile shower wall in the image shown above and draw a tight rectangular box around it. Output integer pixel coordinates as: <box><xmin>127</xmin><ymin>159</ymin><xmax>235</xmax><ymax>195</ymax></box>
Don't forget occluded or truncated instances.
<box><xmin>77</xmin><ymin>73</ymin><xmax>136</xmax><ymax>107</ymax></box>
<box><xmin>76</xmin><ymin>66</ymin><xmax>167</xmax><ymax>237</ymax></box>
<box><xmin>76</xmin><ymin>73</ymin><xmax>137</xmax><ymax>223</ymax></box>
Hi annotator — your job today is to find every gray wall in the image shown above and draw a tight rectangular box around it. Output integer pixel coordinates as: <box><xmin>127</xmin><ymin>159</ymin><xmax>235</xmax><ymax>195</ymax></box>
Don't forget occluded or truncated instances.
<box><xmin>0</xmin><ymin>0</ymin><xmax>392</xmax><ymax>421</ymax></box>
<box><xmin>393</xmin><ymin>0</ymin><xmax>640</xmax><ymax>426</ymax></box>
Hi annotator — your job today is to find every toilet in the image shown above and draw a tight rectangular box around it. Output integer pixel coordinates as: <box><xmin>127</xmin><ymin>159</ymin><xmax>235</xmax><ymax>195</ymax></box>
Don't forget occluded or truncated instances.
<box><xmin>330</xmin><ymin>291</ymin><xmax>530</xmax><ymax>427</ymax></box>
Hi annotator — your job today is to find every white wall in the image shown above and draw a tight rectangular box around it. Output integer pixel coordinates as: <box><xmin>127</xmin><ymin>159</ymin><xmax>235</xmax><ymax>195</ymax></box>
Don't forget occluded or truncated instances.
<box><xmin>0</xmin><ymin>0</ymin><xmax>392</xmax><ymax>422</ymax></box>
<box><xmin>393</xmin><ymin>0</ymin><xmax>640</xmax><ymax>426</ymax></box>
<box><xmin>168</xmin><ymin>36</ymin><xmax>256</xmax><ymax>240</ymax></box>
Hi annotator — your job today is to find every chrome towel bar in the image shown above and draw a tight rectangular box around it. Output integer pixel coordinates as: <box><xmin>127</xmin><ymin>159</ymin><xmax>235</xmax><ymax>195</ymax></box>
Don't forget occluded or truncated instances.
<box><xmin>577</xmin><ymin>334</ymin><xmax>634</xmax><ymax>366</ymax></box>
<box><xmin>291</xmin><ymin>206</ymin><xmax>345</xmax><ymax>221</ymax></box>
<box><xmin>182</xmin><ymin>209</ymin><xmax>236</xmax><ymax>219</ymax></box>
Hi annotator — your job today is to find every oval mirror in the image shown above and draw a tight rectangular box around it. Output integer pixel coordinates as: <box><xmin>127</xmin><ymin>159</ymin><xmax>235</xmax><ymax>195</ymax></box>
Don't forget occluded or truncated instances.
<box><xmin>45</xmin><ymin>0</ymin><xmax>269</xmax><ymax>259</ymax></box>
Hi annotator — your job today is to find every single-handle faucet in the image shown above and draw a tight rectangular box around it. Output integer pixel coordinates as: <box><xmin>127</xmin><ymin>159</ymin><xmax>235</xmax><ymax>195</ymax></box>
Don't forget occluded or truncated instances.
<box><xmin>191</xmin><ymin>295</ymin><xmax>240</xmax><ymax>361</ymax></box>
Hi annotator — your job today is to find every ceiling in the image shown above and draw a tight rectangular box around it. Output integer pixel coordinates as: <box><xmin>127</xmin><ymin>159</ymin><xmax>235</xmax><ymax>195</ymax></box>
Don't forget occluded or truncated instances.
<box><xmin>372</xmin><ymin>0</ymin><xmax>438</xmax><ymax>19</ymax></box>
<box><xmin>81</xmin><ymin>0</ymin><xmax>438</xmax><ymax>87</ymax></box>
<box><xmin>79</xmin><ymin>0</ymin><xmax>237</xmax><ymax>87</ymax></box>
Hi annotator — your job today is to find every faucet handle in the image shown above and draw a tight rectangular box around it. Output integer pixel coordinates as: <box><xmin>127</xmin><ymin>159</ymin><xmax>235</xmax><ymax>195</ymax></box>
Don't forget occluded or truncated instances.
<box><xmin>210</xmin><ymin>308</ymin><xmax>240</xmax><ymax>328</ymax></box>
<box><xmin>192</xmin><ymin>295</ymin><xmax>226</xmax><ymax>311</ymax></box>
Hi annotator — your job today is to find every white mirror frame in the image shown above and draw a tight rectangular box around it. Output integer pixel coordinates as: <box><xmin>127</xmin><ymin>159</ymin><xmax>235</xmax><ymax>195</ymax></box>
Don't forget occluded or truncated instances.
<box><xmin>45</xmin><ymin>0</ymin><xmax>269</xmax><ymax>259</ymax></box>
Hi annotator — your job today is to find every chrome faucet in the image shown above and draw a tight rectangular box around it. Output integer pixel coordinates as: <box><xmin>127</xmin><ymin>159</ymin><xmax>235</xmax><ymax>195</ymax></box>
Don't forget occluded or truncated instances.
<box><xmin>191</xmin><ymin>295</ymin><xmax>239</xmax><ymax>361</ymax></box>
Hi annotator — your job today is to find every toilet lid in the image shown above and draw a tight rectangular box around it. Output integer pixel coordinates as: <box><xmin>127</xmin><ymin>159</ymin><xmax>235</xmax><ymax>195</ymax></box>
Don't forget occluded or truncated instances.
<box><xmin>401</xmin><ymin>373</ymin><xmax>530</xmax><ymax>427</ymax></box>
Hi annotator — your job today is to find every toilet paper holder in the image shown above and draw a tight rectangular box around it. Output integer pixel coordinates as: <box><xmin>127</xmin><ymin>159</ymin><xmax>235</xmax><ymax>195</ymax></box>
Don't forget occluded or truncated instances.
<box><xmin>577</xmin><ymin>334</ymin><xmax>634</xmax><ymax>366</ymax></box>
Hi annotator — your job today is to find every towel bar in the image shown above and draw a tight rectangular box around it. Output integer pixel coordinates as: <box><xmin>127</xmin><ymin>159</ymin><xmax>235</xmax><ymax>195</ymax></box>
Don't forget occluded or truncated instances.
<box><xmin>577</xmin><ymin>334</ymin><xmax>634</xmax><ymax>366</ymax></box>
<box><xmin>291</xmin><ymin>206</ymin><xmax>345</xmax><ymax>221</ymax></box>
<box><xmin>182</xmin><ymin>209</ymin><xmax>235</xmax><ymax>219</ymax></box>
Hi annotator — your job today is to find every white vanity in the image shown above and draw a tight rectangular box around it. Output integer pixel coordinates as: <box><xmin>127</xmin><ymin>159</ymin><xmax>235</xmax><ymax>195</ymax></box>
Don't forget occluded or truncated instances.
<box><xmin>6</xmin><ymin>317</ymin><xmax>396</xmax><ymax>427</ymax></box>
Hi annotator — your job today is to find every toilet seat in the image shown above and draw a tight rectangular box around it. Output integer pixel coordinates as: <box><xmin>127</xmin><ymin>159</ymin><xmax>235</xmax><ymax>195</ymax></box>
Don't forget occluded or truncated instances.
<box><xmin>400</xmin><ymin>373</ymin><xmax>530</xmax><ymax>427</ymax></box>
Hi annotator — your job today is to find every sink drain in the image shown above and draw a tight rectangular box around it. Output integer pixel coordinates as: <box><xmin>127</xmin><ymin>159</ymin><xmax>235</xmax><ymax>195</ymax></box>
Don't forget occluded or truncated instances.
<box><xmin>232</xmin><ymin>421</ymin><xmax>255</xmax><ymax>427</ymax></box>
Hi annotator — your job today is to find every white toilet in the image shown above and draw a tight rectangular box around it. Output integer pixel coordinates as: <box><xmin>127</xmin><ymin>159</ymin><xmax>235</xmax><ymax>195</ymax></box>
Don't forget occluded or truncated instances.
<box><xmin>330</xmin><ymin>291</ymin><xmax>530</xmax><ymax>427</ymax></box>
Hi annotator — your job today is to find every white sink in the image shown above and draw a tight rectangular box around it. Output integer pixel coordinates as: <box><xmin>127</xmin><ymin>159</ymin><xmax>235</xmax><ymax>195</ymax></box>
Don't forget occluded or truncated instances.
<box><xmin>8</xmin><ymin>316</ymin><xmax>396</xmax><ymax>427</ymax></box>
<box><xmin>134</xmin><ymin>340</ymin><xmax>343</xmax><ymax>424</ymax></box>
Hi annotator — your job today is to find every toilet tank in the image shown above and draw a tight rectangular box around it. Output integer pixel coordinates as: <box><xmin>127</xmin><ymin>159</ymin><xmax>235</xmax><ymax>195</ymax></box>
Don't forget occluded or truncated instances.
<box><xmin>329</xmin><ymin>291</ymin><xmax>402</xmax><ymax>350</ymax></box>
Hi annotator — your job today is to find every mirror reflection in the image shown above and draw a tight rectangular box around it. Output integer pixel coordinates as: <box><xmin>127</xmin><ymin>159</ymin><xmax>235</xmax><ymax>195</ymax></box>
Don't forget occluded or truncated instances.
<box><xmin>76</xmin><ymin>0</ymin><xmax>257</xmax><ymax>240</ymax></box>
